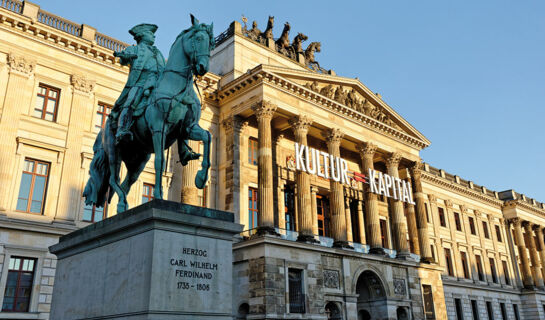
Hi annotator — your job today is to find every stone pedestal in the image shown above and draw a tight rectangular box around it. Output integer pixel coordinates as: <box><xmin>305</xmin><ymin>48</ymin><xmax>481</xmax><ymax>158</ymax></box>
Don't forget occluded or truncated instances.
<box><xmin>49</xmin><ymin>200</ymin><xmax>243</xmax><ymax>320</ymax></box>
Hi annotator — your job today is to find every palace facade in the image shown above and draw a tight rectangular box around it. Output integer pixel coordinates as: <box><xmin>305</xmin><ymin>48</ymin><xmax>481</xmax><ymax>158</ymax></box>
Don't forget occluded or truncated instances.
<box><xmin>0</xmin><ymin>2</ymin><xmax>544</xmax><ymax>320</ymax></box>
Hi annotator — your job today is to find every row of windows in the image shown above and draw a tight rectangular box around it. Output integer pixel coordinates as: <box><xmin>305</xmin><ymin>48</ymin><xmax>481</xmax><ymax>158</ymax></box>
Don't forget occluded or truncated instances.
<box><xmin>444</xmin><ymin>248</ymin><xmax>510</xmax><ymax>285</ymax></box>
<box><xmin>14</xmin><ymin>158</ymin><xmax>211</xmax><ymax>221</ymax></box>
<box><xmin>437</xmin><ymin>207</ymin><xmax>503</xmax><ymax>242</ymax></box>
<box><xmin>32</xmin><ymin>84</ymin><xmax>114</xmax><ymax>130</ymax></box>
<box><xmin>456</xmin><ymin>298</ymin><xmax>521</xmax><ymax>320</ymax></box>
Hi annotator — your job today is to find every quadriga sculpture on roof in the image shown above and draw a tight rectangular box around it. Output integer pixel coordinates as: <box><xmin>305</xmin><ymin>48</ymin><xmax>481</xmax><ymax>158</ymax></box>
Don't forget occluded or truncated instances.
<box><xmin>83</xmin><ymin>15</ymin><xmax>215</xmax><ymax>213</ymax></box>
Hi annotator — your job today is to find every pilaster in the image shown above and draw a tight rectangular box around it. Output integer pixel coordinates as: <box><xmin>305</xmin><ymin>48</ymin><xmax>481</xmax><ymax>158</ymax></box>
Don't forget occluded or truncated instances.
<box><xmin>386</xmin><ymin>152</ymin><xmax>409</xmax><ymax>257</ymax></box>
<box><xmin>411</xmin><ymin>162</ymin><xmax>433</xmax><ymax>263</ymax></box>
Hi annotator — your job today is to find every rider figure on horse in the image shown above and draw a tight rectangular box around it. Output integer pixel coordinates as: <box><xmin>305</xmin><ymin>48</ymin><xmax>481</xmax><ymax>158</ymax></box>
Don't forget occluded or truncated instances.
<box><xmin>111</xmin><ymin>23</ymin><xmax>166</xmax><ymax>145</ymax></box>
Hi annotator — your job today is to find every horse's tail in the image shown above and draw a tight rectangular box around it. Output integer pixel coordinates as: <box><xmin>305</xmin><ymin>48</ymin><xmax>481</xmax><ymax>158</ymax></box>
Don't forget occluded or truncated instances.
<box><xmin>83</xmin><ymin>130</ymin><xmax>110</xmax><ymax>207</ymax></box>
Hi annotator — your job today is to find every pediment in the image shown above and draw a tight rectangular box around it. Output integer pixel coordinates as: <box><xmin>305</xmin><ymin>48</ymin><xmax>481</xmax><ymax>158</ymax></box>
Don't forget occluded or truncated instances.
<box><xmin>262</xmin><ymin>65</ymin><xmax>430</xmax><ymax>147</ymax></box>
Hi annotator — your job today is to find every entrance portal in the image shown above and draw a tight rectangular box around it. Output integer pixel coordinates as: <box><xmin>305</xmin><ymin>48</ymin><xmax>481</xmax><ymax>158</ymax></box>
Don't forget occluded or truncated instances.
<box><xmin>325</xmin><ymin>301</ymin><xmax>342</xmax><ymax>320</ymax></box>
<box><xmin>356</xmin><ymin>270</ymin><xmax>388</xmax><ymax>320</ymax></box>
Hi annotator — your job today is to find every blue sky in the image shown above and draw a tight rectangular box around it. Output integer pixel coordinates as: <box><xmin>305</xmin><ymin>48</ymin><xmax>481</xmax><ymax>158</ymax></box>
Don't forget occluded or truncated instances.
<box><xmin>39</xmin><ymin>1</ymin><xmax>545</xmax><ymax>201</ymax></box>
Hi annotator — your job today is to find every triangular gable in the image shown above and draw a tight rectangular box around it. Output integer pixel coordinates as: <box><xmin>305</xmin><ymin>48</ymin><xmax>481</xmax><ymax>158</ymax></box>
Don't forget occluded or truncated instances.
<box><xmin>262</xmin><ymin>65</ymin><xmax>431</xmax><ymax>146</ymax></box>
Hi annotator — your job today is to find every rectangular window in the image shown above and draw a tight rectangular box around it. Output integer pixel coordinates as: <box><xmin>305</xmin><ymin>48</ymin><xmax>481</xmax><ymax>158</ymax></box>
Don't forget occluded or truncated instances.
<box><xmin>248</xmin><ymin>137</ymin><xmax>258</xmax><ymax>165</ymax></box>
<box><xmin>471</xmin><ymin>300</ymin><xmax>480</xmax><ymax>320</ymax></box>
<box><xmin>350</xmin><ymin>200</ymin><xmax>361</xmax><ymax>243</ymax></box>
<box><xmin>499</xmin><ymin>303</ymin><xmax>507</xmax><ymax>320</ymax></box>
<box><xmin>425</xmin><ymin>203</ymin><xmax>430</xmax><ymax>223</ymax></box>
<box><xmin>248</xmin><ymin>187</ymin><xmax>258</xmax><ymax>229</ymax></box>
<box><xmin>285</xmin><ymin>186</ymin><xmax>295</xmax><ymax>231</ymax></box>
<box><xmin>438</xmin><ymin>207</ymin><xmax>446</xmax><ymax>227</ymax></box>
<box><xmin>422</xmin><ymin>284</ymin><xmax>436</xmax><ymax>319</ymax></box>
<box><xmin>316</xmin><ymin>195</ymin><xmax>329</xmax><ymax>237</ymax></box>
<box><xmin>380</xmin><ymin>219</ymin><xmax>389</xmax><ymax>248</ymax></box>
<box><xmin>288</xmin><ymin>269</ymin><xmax>305</xmax><ymax>313</ymax></box>
<box><xmin>460</xmin><ymin>251</ymin><xmax>470</xmax><ymax>279</ymax></box>
<box><xmin>34</xmin><ymin>84</ymin><xmax>60</xmax><ymax>121</ymax></box>
<box><xmin>2</xmin><ymin>257</ymin><xmax>36</xmax><ymax>312</ymax></box>
<box><xmin>431</xmin><ymin>244</ymin><xmax>436</xmax><ymax>263</ymax></box>
<box><xmin>495</xmin><ymin>225</ymin><xmax>502</xmax><ymax>242</ymax></box>
<box><xmin>455</xmin><ymin>298</ymin><xmax>464</xmax><ymax>320</ymax></box>
<box><xmin>198</xmin><ymin>186</ymin><xmax>208</xmax><ymax>208</ymax></box>
<box><xmin>489</xmin><ymin>258</ymin><xmax>498</xmax><ymax>283</ymax></box>
<box><xmin>142</xmin><ymin>183</ymin><xmax>154</xmax><ymax>204</ymax></box>
<box><xmin>476</xmin><ymin>255</ymin><xmax>484</xmax><ymax>281</ymax></box>
<box><xmin>95</xmin><ymin>102</ymin><xmax>112</xmax><ymax>129</ymax></box>
<box><xmin>486</xmin><ymin>301</ymin><xmax>494</xmax><ymax>320</ymax></box>
<box><xmin>454</xmin><ymin>212</ymin><xmax>462</xmax><ymax>231</ymax></box>
<box><xmin>483</xmin><ymin>221</ymin><xmax>490</xmax><ymax>239</ymax></box>
<box><xmin>512</xmin><ymin>304</ymin><xmax>520</xmax><ymax>320</ymax></box>
<box><xmin>83</xmin><ymin>203</ymin><xmax>107</xmax><ymax>222</ymax></box>
<box><xmin>445</xmin><ymin>248</ymin><xmax>454</xmax><ymax>276</ymax></box>
<box><xmin>502</xmin><ymin>260</ymin><xmax>510</xmax><ymax>285</ymax></box>
<box><xmin>469</xmin><ymin>217</ymin><xmax>477</xmax><ymax>235</ymax></box>
<box><xmin>16</xmin><ymin>159</ymin><xmax>49</xmax><ymax>214</ymax></box>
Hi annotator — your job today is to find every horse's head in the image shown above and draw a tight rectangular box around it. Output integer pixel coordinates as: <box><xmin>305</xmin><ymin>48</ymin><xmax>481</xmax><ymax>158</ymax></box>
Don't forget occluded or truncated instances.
<box><xmin>183</xmin><ymin>14</ymin><xmax>215</xmax><ymax>76</ymax></box>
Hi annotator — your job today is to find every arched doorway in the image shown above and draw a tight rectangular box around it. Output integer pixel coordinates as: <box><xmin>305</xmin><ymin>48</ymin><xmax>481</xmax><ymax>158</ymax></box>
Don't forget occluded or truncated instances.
<box><xmin>356</xmin><ymin>270</ymin><xmax>388</xmax><ymax>320</ymax></box>
<box><xmin>325</xmin><ymin>301</ymin><xmax>342</xmax><ymax>320</ymax></box>
<box><xmin>396</xmin><ymin>306</ymin><xmax>410</xmax><ymax>320</ymax></box>
<box><xmin>236</xmin><ymin>303</ymin><xmax>249</xmax><ymax>320</ymax></box>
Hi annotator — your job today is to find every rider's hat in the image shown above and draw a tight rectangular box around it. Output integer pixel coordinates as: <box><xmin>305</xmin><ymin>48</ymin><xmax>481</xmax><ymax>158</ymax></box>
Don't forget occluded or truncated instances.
<box><xmin>129</xmin><ymin>23</ymin><xmax>158</xmax><ymax>40</ymax></box>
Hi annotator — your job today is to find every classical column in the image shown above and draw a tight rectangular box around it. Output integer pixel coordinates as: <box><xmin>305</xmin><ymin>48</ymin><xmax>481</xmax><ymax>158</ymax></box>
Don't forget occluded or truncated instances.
<box><xmin>357</xmin><ymin>142</ymin><xmax>382</xmax><ymax>254</ymax></box>
<box><xmin>311</xmin><ymin>186</ymin><xmax>319</xmax><ymax>235</ymax></box>
<box><xmin>221</xmin><ymin>115</ymin><xmax>247</xmax><ymax>215</ymax></box>
<box><xmin>385</xmin><ymin>152</ymin><xmax>409</xmax><ymax>257</ymax></box>
<box><xmin>410</xmin><ymin>162</ymin><xmax>433</xmax><ymax>263</ymax></box>
<box><xmin>323</xmin><ymin>128</ymin><xmax>349</xmax><ymax>248</ymax></box>
<box><xmin>357</xmin><ymin>193</ymin><xmax>366</xmax><ymax>245</ymax></box>
<box><xmin>511</xmin><ymin>218</ymin><xmax>534</xmax><ymax>288</ymax></box>
<box><xmin>344</xmin><ymin>193</ymin><xmax>353</xmax><ymax>242</ymax></box>
<box><xmin>537</xmin><ymin>227</ymin><xmax>545</xmax><ymax>283</ymax></box>
<box><xmin>526</xmin><ymin>223</ymin><xmax>545</xmax><ymax>289</ymax></box>
<box><xmin>405</xmin><ymin>198</ymin><xmax>420</xmax><ymax>255</ymax></box>
<box><xmin>180</xmin><ymin>140</ymin><xmax>200</xmax><ymax>206</ymax></box>
<box><xmin>252</xmin><ymin>101</ymin><xmax>277</xmax><ymax>234</ymax></box>
<box><xmin>0</xmin><ymin>53</ymin><xmax>35</xmax><ymax>212</ymax></box>
<box><xmin>56</xmin><ymin>74</ymin><xmax>96</xmax><ymax>221</ymax></box>
<box><xmin>289</xmin><ymin>114</ymin><xmax>315</xmax><ymax>242</ymax></box>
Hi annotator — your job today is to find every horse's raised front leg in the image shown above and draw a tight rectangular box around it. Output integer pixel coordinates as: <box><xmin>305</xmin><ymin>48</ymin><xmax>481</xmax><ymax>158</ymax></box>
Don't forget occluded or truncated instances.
<box><xmin>187</xmin><ymin>124</ymin><xmax>211</xmax><ymax>189</ymax></box>
<box><xmin>151</xmin><ymin>129</ymin><xmax>166</xmax><ymax>199</ymax></box>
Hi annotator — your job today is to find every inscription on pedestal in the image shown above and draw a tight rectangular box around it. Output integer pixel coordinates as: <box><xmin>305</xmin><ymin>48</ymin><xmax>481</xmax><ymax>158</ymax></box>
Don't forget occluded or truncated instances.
<box><xmin>170</xmin><ymin>247</ymin><xmax>219</xmax><ymax>292</ymax></box>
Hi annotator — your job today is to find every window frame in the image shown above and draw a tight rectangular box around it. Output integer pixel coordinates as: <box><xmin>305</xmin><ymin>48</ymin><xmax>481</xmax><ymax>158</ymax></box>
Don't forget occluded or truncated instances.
<box><xmin>438</xmin><ymin>207</ymin><xmax>447</xmax><ymax>227</ymax></box>
<box><xmin>248</xmin><ymin>187</ymin><xmax>259</xmax><ymax>229</ymax></box>
<box><xmin>489</xmin><ymin>257</ymin><xmax>498</xmax><ymax>283</ymax></box>
<box><xmin>95</xmin><ymin>102</ymin><xmax>112</xmax><ymax>129</ymax></box>
<box><xmin>495</xmin><ymin>225</ymin><xmax>502</xmax><ymax>242</ymax></box>
<box><xmin>501</xmin><ymin>260</ymin><xmax>510</xmax><ymax>285</ymax></box>
<box><xmin>380</xmin><ymin>219</ymin><xmax>389</xmax><ymax>249</ymax></box>
<box><xmin>475</xmin><ymin>254</ymin><xmax>485</xmax><ymax>281</ymax></box>
<box><xmin>82</xmin><ymin>202</ymin><xmax>108</xmax><ymax>223</ymax></box>
<box><xmin>469</xmin><ymin>216</ymin><xmax>477</xmax><ymax>235</ymax></box>
<box><xmin>316</xmin><ymin>194</ymin><xmax>330</xmax><ymax>237</ymax></box>
<box><xmin>284</xmin><ymin>185</ymin><xmax>296</xmax><ymax>231</ymax></box>
<box><xmin>482</xmin><ymin>221</ymin><xmax>490</xmax><ymax>239</ymax></box>
<box><xmin>1</xmin><ymin>256</ymin><xmax>37</xmax><ymax>312</ymax></box>
<box><xmin>444</xmin><ymin>248</ymin><xmax>454</xmax><ymax>276</ymax></box>
<box><xmin>454</xmin><ymin>212</ymin><xmax>462</xmax><ymax>231</ymax></box>
<box><xmin>16</xmin><ymin>159</ymin><xmax>50</xmax><ymax>215</ymax></box>
<box><xmin>142</xmin><ymin>183</ymin><xmax>155</xmax><ymax>204</ymax></box>
<box><xmin>287</xmin><ymin>268</ymin><xmax>305</xmax><ymax>314</ymax></box>
<box><xmin>460</xmin><ymin>251</ymin><xmax>470</xmax><ymax>279</ymax></box>
<box><xmin>248</xmin><ymin>137</ymin><xmax>258</xmax><ymax>165</ymax></box>
<box><xmin>34</xmin><ymin>84</ymin><xmax>60</xmax><ymax>122</ymax></box>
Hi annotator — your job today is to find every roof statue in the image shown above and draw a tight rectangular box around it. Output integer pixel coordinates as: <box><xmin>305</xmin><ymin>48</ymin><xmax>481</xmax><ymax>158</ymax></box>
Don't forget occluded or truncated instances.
<box><xmin>83</xmin><ymin>15</ymin><xmax>215</xmax><ymax>213</ymax></box>
<box><xmin>241</xmin><ymin>15</ymin><xmax>334</xmax><ymax>74</ymax></box>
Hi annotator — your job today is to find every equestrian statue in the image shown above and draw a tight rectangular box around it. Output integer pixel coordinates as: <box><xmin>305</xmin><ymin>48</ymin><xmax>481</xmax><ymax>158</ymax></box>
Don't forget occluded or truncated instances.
<box><xmin>83</xmin><ymin>15</ymin><xmax>215</xmax><ymax>213</ymax></box>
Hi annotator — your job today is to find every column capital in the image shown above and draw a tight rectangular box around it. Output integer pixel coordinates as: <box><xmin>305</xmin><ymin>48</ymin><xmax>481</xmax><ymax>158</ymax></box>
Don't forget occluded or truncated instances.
<box><xmin>311</xmin><ymin>186</ymin><xmax>319</xmax><ymax>193</ymax></box>
<box><xmin>357</xmin><ymin>142</ymin><xmax>378</xmax><ymax>158</ymax></box>
<box><xmin>522</xmin><ymin>220</ymin><xmax>531</xmax><ymax>229</ymax></box>
<box><xmin>410</xmin><ymin>160</ymin><xmax>424</xmax><ymax>179</ymax></box>
<box><xmin>322</xmin><ymin>128</ymin><xmax>343</xmax><ymax>146</ymax></box>
<box><xmin>459</xmin><ymin>205</ymin><xmax>467</xmax><ymax>213</ymax></box>
<box><xmin>532</xmin><ymin>224</ymin><xmax>542</xmax><ymax>231</ymax></box>
<box><xmin>385</xmin><ymin>152</ymin><xmax>402</xmax><ymax>169</ymax></box>
<box><xmin>222</xmin><ymin>115</ymin><xmax>248</xmax><ymax>133</ymax></box>
<box><xmin>252</xmin><ymin>100</ymin><xmax>277</xmax><ymax>120</ymax></box>
<box><xmin>499</xmin><ymin>218</ymin><xmax>505</xmax><ymax>226</ymax></box>
<box><xmin>288</xmin><ymin>114</ymin><xmax>313</xmax><ymax>134</ymax></box>
<box><xmin>428</xmin><ymin>194</ymin><xmax>437</xmax><ymax>202</ymax></box>
<box><xmin>71</xmin><ymin>74</ymin><xmax>95</xmax><ymax>95</ymax></box>
<box><xmin>7</xmin><ymin>52</ymin><xmax>35</xmax><ymax>77</ymax></box>
<box><xmin>444</xmin><ymin>199</ymin><xmax>453</xmax><ymax>208</ymax></box>
<box><xmin>509</xmin><ymin>217</ymin><xmax>521</xmax><ymax>226</ymax></box>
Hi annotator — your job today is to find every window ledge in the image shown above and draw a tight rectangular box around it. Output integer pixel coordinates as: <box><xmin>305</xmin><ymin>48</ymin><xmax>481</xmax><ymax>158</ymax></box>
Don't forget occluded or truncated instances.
<box><xmin>0</xmin><ymin>312</ymin><xmax>40</xmax><ymax>319</ymax></box>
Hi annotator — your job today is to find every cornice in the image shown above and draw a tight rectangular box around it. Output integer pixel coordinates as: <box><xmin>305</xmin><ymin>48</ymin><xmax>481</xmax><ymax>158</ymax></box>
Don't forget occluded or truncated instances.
<box><xmin>503</xmin><ymin>199</ymin><xmax>545</xmax><ymax>218</ymax></box>
<box><xmin>421</xmin><ymin>171</ymin><xmax>503</xmax><ymax>207</ymax></box>
<box><xmin>217</xmin><ymin>65</ymin><xmax>428</xmax><ymax>150</ymax></box>
<box><xmin>0</xmin><ymin>8</ymin><xmax>126</xmax><ymax>71</ymax></box>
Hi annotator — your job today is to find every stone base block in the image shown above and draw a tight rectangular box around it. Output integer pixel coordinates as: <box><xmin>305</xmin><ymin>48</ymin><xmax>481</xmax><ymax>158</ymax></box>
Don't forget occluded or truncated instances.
<box><xmin>49</xmin><ymin>200</ymin><xmax>243</xmax><ymax>320</ymax></box>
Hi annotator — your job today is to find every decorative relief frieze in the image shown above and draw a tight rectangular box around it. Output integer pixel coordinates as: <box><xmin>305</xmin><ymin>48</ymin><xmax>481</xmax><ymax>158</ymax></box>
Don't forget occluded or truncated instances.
<box><xmin>71</xmin><ymin>74</ymin><xmax>95</xmax><ymax>94</ymax></box>
<box><xmin>393</xmin><ymin>278</ymin><xmax>406</xmax><ymax>296</ymax></box>
<box><xmin>323</xmin><ymin>269</ymin><xmax>340</xmax><ymax>289</ymax></box>
<box><xmin>7</xmin><ymin>53</ymin><xmax>35</xmax><ymax>77</ymax></box>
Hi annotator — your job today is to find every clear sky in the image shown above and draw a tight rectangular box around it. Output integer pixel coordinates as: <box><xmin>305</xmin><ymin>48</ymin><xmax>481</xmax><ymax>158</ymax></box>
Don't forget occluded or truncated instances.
<box><xmin>37</xmin><ymin>1</ymin><xmax>545</xmax><ymax>201</ymax></box>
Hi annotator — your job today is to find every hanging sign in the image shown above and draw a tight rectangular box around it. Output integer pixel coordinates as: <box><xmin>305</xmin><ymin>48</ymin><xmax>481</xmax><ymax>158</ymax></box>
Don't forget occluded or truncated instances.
<box><xmin>293</xmin><ymin>142</ymin><xmax>415</xmax><ymax>204</ymax></box>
